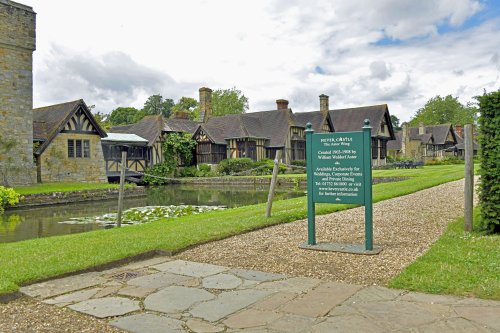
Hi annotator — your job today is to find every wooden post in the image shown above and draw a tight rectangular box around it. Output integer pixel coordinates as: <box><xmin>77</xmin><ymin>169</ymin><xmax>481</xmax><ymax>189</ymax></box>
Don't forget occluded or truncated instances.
<box><xmin>265</xmin><ymin>149</ymin><xmax>282</xmax><ymax>218</ymax></box>
<box><xmin>117</xmin><ymin>148</ymin><xmax>128</xmax><ymax>227</ymax></box>
<box><xmin>464</xmin><ymin>124</ymin><xmax>474</xmax><ymax>232</ymax></box>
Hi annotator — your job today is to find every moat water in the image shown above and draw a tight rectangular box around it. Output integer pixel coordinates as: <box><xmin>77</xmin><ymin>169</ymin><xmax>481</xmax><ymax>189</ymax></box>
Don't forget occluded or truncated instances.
<box><xmin>0</xmin><ymin>184</ymin><xmax>305</xmax><ymax>243</ymax></box>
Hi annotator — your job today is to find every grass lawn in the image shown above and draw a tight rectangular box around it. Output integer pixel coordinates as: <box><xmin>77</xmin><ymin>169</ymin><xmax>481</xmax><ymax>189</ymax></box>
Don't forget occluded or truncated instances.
<box><xmin>389</xmin><ymin>209</ymin><xmax>500</xmax><ymax>300</ymax></box>
<box><xmin>13</xmin><ymin>182</ymin><xmax>124</xmax><ymax>195</ymax></box>
<box><xmin>0</xmin><ymin>165</ymin><xmax>469</xmax><ymax>295</ymax></box>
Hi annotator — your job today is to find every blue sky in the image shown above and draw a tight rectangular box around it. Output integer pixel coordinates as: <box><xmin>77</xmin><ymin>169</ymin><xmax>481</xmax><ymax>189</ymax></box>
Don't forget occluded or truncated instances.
<box><xmin>20</xmin><ymin>0</ymin><xmax>500</xmax><ymax>122</ymax></box>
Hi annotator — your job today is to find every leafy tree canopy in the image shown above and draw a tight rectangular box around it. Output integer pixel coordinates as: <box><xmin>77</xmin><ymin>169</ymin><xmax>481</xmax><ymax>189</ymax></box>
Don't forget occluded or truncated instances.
<box><xmin>108</xmin><ymin>107</ymin><xmax>145</xmax><ymax>126</ymax></box>
<box><xmin>143</xmin><ymin>94</ymin><xmax>175</xmax><ymax>118</ymax></box>
<box><xmin>390</xmin><ymin>114</ymin><xmax>401</xmax><ymax>131</ymax></box>
<box><xmin>408</xmin><ymin>95</ymin><xmax>477</xmax><ymax>126</ymax></box>
<box><xmin>172</xmin><ymin>97</ymin><xmax>199</xmax><ymax>120</ymax></box>
<box><xmin>92</xmin><ymin>111</ymin><xmax>111</xmax><ymax>130</ymax></box>
<box><xmin>212</xmin><ymin>87</ymin><xmax>249</xmax><ymax>116</ymax></box>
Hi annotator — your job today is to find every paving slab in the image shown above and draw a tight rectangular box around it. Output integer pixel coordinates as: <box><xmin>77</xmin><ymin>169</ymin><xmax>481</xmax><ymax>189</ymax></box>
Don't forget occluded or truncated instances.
<box><xmin>347</xmin><ymin>285</ymin><xmax>403</xmax><ymax>303</ymax></box>
<box><xmin>185</xmin><ymin>318</ymin><xmax>225</xmax><ymax>333</ymax></box>
<box><xmin>144</xmin><ymin>286</ymin><xmax>215</xmax><ymax>313</ymax></box>
<box><xmin>223</xmin><ymin>309</ymin><xmax>283</xmax><ymax>329</ymax></box>
<box><xmin>190</xmin><ymin>289</ymin><xmax>273</xmax><ymax>322</ymax></box>
<box><xmin>252</xmin><ymin>292</ymin><xmax>298</xmax><ymax>311</ymax></box>
<box><xmin>399</xmin><ymin>291</ymin><xmax>464</xmax><ymax>304</ymax></box>
<box><xmin>152</xmin><ymin>260</ymin><xmax>228</xmax><ymax>277</ymax></box>
<box><xmin>310</xmin><ymin>313</ymin><xmax>386</xmax><ymax>333</ymax></box>
<box><xmin>127</xmin><ymin>271</ymin><xmax>192</xmax><ymax>289</ymax></box>
<box><xmin>20</xmin><ymin>272</ymin><xmax>106</xmax><ymax>299</ymax></box>
<box><xmin>202</xmin><ymin>273</ymin><xmax>242</xmax><ymax>290</ymax></box>
<box><xmin>68</xmin><ymin>296</ymin><xmax>140</xmax><ymax>318</ymax></box>
<box><xmin>281</xmin><ymin>281</ymin><xmax>362</xmax><ymax>317</ymax></box>
<box><xmin>229</xmin><ymin>269</ymin><xmax>287</xmax><ymax>282</ymax></box>
<box><xmin>118</xmin><ymin>285</ymin><xmax>156</xmax><ymax>298</ymax></box>
<box><xmin>94</xmin><ymin>285</ymin><xmax>122</xmax><ymax>298</ymax></box>
<box><xmin>351</xmin><ymin>299</ymin><xmax>443</xmax><ymax>330</ymax></box>
<box><xmin>267</xmin><ymin>314</ymin><xmax>317</xmax><ymax>333</ymax></box>
<box><xmin>43</xmin><ymin>287</ymin><xmax>101</xmax><ymax>305</ymax></box>
<box><xmin>398</xmin><ymin>317</ymin><xmax>494</xmax><ymax>333</ymax></box>
<box><xmin>255</xmin><ymin>277</ymin><xmax>322</xmax><ymax>294</ymax></box>
<box><xmin>110</xmin><ymin>313</ymin><xmax>184</xmax><ymax>333</ymax></box>
<box><xmin>454</xmin><ymin>305</ymin><xmax>500</xmax><ymax>331</ymax></box>
<box><xmin>119</xmin><ymin>256</ymin><xmax>172</xmax><ymax>270</ymax></box>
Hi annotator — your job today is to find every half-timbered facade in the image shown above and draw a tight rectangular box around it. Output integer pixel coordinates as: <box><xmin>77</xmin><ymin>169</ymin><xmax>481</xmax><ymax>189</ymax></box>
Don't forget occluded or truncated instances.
<box><xmin>387</xmin><ymin>123</ymin><xmax>458</xmax><ymax>161</ymax></box>
<box><xmin>101</xmin><ymin>133</ymin><xmax>149</xmax><ymax>180</ymax></box>
<box><xmin>33</xmin><ymin>99</ymin><xmax>108</xmax><ymax>183</ymax></box>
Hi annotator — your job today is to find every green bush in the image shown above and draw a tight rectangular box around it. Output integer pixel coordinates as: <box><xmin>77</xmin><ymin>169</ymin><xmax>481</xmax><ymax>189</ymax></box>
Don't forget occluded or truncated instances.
<box><xmin>477</xmin><ymin>90</ymin><xmax>500</xmax><ymax>232</ymax></box>
<box><xmin>0</xmin><ymin>186</ymin><xmax>21</xmax><ymax>214</ymax></box>
<box><xmin>425</xmin><ymin>156</ymin><xmax>464</xmax><ymax>166</ymax></box>
<box><xmin>195</xmin><ymin>164</ymin><xmax>215</xmax><ymax>177</ymax></box>
<box><xmin>179</xmin><ymin>166</ymin><xmax>197</xmax><ymax>177</ymax></box>
<box><xmin>250</xmin><ymin>159</ymin><xmax>286</xmax><ymax>175</ymax></box>
<box><xmin>143</xmin><ymin>162</ymin><xmax>173</xmax><ymax>185</ymax></box>
<box><xmin>217</xmin><ymin>158</ymin><xmax>254</xmax><ymax>175</ymax></box>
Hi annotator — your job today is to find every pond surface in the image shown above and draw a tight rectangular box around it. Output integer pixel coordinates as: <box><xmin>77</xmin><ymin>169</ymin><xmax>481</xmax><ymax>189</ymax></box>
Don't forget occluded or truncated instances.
<box><xmin>0</xmin><ymin>184</ymin><xmax>304</xmax><ymax>243</ymax></box>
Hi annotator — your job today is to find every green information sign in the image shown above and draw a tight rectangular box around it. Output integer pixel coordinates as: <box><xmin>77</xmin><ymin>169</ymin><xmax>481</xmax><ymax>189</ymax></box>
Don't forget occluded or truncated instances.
<box><xmin>302</xmin><ymin>120</ymin><xmax>381</xmax><ymax>254</ymax></box>
<box><xmin>311</xmin><ymin>132</ymin><xmax>365</xmax><ymax>204</ymax></box>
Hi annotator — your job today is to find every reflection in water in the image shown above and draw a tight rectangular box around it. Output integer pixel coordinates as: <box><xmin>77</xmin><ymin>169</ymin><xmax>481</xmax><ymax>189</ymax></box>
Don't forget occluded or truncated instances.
<box><xmin>1</xmin><ymin>184</ymin><xmax>304</xmax><ymax>243</ymax></box>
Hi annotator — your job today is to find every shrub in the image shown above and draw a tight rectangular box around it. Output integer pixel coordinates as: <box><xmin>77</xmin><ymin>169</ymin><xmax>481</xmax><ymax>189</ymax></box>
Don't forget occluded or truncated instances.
<box><xmin>287</xmin><ymin>160</ymin><xmax>307</xmax><ymax>174</ymax></box>
<box><xmin>196</xmin><ymin>164</ymin><xmax>215</xmax><ymax>177</ymax></box>
<box><xmin>250</xmin><ymin>159</ymin><xmax>286</xmax><ymax>175</ymax></box>
<box><xmin>477</xmin><ymin>90</ymin><xmax>500</xmax><ymax>232</ymax></box>
<box><xmin>179</xmin><ymin>166</ymin><xmax>197</xmax><ymax>177</ymax></box>
<box><xmin>0</xmin><ymin>186</ymin><xmax>21</xmax><ymax>214</ymax></box>
<box><xmin>217</xmin><ymin>158</ymin><xmax>254</xmax><ymax>175</ymax></box>
<box><xmin>143</xmin><ymin>162</ymin><xmax>173</xmax><ymax>185</ymax></box>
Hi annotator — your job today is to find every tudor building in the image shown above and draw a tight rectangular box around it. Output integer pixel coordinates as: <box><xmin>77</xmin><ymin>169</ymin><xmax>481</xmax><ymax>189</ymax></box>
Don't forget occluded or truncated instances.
<box><xmin>33</xmin><ymin>99</ymin><xmax>108</xmax><ymax>183</ymax></box>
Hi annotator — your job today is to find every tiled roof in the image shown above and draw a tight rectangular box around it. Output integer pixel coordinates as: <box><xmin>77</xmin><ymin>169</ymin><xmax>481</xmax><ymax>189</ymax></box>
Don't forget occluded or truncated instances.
<box><xmin>198</xmin><ymin>109</ymin><xmax>295</xmax><ymax>147</ymax></box>
<box><xmin>387</xmin><ymin>131</ymin><xmax>402</xmax><ymax>150</ymax></box>
<box><xmin>408</xmin><ymin>124</ymin><xmax>456</xmax><ymax>145</ymax></box>
<box><xmin>294</xmin><ymin>111</ymin><xmax>330</xmax><ymax>132</ymax></box>
<box><xmin>110</xmin><ymin>115</ymin><xmax>164</xmax><ymax>147</ymax></box>
<box><xmin>164</xmin><ymin>118</ymin><xmax>198</xmax><ymax>134</ymax></box>
<box><xmin>328</xmin><ymin>104</ymin><xmax>395</xmax><ymax>139</ymax></box>
<box><xmin>33</xmin><ymin>99</ymin><xmax>106</xmax><ymax>155</ymax></box>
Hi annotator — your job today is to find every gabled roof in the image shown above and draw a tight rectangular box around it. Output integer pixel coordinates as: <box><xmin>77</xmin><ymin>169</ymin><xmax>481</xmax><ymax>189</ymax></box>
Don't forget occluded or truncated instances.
<box><xmin>196</xmin><ymin>109</ymin><xmax>296</xmax><ymax>147</ymax></box>
<box><xmin>408</xmin><ymin>124</ymin><xmax>456</xmax><ymax>145</ymax></box>
<box><xmin>387</xmin><ymin>131</ymin><xmax>402</xmax><ymax>150</ymax></box>
<box><xmin>328</xmin><ymin>104</ymin><xmax>395</xmax><ymax>139</ymax></box>
<box><xmin>110</xmin><ymin>115</ymin><xmax>164</xmax><ymax>147</ymax></box>
<box><xmin>293</xmin><ymin>111</ymin><xmax>332</xmax><ymax>133</ymax></box>
<box><xmin>164</xmin><ymin>118</ymin><xmax>198</xmax><ymax>135</ymax></box>
<box><xmin>33</xmin><ymin>99</ymin><xmax>107</xmax><ymax>155</ymax></box>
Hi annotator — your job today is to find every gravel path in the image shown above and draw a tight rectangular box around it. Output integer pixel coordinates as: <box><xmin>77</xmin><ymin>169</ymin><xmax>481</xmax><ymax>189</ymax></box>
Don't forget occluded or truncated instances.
<box><xmin>0</xmin><ymin>179</ymin><xmax>475</xmax><ymax>332</ymax></box>
<box><xmin>177</xmin><ymin>178</ymin><xmax>477</xmax><ymax>285</ymax></box>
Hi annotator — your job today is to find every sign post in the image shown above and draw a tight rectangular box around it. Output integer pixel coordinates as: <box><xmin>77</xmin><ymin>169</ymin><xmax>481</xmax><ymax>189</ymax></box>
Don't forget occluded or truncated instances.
<box><xmin>301</xmin><ymin>120</ymin><xmax>381</xmax><ymax>255</ymax></box>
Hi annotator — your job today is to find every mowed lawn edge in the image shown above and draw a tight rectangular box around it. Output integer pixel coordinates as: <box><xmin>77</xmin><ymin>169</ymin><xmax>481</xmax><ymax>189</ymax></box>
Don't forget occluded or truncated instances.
<box><xmin>389</xmin><ymin>208</ymin><xmax>500</xmax><ymax>300</ymax></box>
<box><xmin>0</xmin><ymin>165</ymin><xmax>467</xmax><ymax>294</ymax></box>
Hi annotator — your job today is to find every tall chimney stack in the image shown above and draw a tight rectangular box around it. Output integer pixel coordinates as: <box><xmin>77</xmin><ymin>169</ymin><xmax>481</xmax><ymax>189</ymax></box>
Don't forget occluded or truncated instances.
<box><xmin>198</xmin><ymin>87</ymin><xmax>212</xmax><ymax>123</ymax></box>
<box><xmin>319</xmin><ymin>94</ymin><xmax>329</xmax><ymax>113</ymax></box>
<box><xmin>419</xmin><ymin>122</ymin><xmax>425</xmax><ymax>135</ymax></box>
<box><xmin>276</xmin><ymin>99</ymin><xmax>289</xmax><ymax>111</ymax></box>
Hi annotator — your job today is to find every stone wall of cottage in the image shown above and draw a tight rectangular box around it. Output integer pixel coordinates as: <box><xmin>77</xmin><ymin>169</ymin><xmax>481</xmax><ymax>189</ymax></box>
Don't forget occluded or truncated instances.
<box><xmin>0</xmin><ymin>1</ymin><xmax>36</xmax><ymax>185</ymax></box>
<box><xmin>39</xmin><ymin>133</ymin><xmax>107</xmax><ymax>183</ymax></box>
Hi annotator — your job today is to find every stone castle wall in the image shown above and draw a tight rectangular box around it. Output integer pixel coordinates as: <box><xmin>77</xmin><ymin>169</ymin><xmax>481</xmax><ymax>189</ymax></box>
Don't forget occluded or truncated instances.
<box><xmin>39</xmin><ymin>133</ymin><xmax>108</xmax><ymax>183</ymax></box>
<box><xmin>0</xmin><ymin>1</ymin><xmax>36</xmax><ymax>185</ymax></box>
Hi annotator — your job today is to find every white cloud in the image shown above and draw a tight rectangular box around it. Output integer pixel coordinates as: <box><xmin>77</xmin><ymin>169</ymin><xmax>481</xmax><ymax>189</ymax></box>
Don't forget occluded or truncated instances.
<box><xmin>22</xmin><ymin>0</ymin><xmax>499</xmax><ymax>122</ymax></box>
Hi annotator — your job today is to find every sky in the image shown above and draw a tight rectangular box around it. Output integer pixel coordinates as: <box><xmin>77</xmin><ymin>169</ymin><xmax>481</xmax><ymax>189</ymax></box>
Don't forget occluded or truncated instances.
<box><xmin>20</xmin><ymin>0</ymin><xmax>500</xmax><ymax>122</ymax></box>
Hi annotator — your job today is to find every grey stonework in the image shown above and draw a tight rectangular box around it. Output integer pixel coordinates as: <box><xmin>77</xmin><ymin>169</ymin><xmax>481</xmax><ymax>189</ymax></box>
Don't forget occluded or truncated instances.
<box><xmin>0</xmin><ymin>1</ymin><xmax>36</xmax><ymax>185</ymax></box>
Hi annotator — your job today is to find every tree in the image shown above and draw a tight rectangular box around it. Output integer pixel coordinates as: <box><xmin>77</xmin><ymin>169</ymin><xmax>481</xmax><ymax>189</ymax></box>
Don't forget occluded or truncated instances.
<box><xmin>172</xmin><ymin>97</ymin><xmax>199</xmax><ymax>120</ymax></box>
<box><xmin>93</xmin><ymin>111</ymin><xmax>111</xmax><ymax>129</ymax></box>
<box><xmin>143</xmin><ymin>94</ymin><xmax>175</xmax><ymax>118</ymax></box>
<box><xmin>390</xmin><ymin>115</ymin><xmax>401</xmax><ymax>131</ymax></box>
<box><xmin>212</xmin><ymin>87</ymin><xmax>249</xmax><ymax>116</ymax></box>
<box><xmin>108</xmin><ymin>107</ymin><xmax>144</xmax><ymax>126</ymax></box>
<box><xmin>408</xmin><ymin>95</ymin><xmax>477</xmax><ymax>126</ymax></box>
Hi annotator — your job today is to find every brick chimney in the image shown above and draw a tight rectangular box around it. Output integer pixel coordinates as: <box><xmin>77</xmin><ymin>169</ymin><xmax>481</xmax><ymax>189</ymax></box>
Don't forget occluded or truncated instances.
<box><xmin>454</xmin><ymin>124</ymin><xmax>463</xmax><ymax>138</ymax></box>
<box><xmin>173</xmin><ymin>110</ymin><xmax>189</xmax><ymax>119</ymax></box>
<box><xmin>198</xmin><ymin>87</ymin><xmax>213</xmax><ymax>123</ymax></box>
<box><xmin>276</xmin><ymin>99</ymin><xmax>289</xmax><ymax>111</ymax></box>
<box><xmin>419</xmin><ymin>122</ymin><xmax>425</xmax><ymax>135</ymax></box>
<box><xmin>319</xmin><ymin>94</ymin><xmax>329</xmax><ymax>113</ymax></box>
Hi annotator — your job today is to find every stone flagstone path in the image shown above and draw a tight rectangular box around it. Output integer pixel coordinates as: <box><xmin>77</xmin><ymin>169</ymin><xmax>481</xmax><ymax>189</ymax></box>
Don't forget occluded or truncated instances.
<box><xmin>20</xmin><ymin>257</ymin><xmax>500</xmax><ymax>332</ymax></box>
